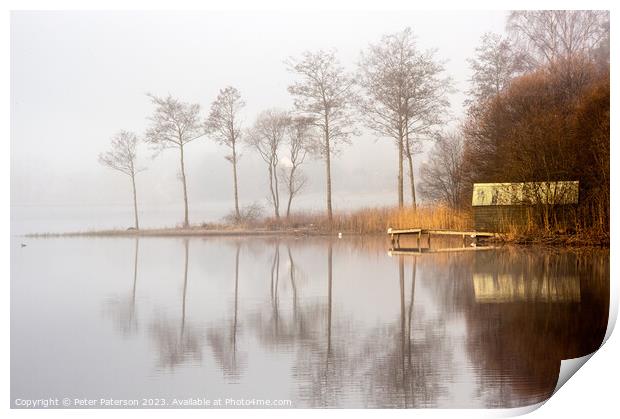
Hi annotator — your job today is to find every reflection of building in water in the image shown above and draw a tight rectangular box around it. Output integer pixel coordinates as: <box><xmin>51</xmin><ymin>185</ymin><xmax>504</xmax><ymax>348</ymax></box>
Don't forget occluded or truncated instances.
<box><xmin>473</xmin><ymin>273</ymin><xmax>580</xmax><ymax>303</ymax></box>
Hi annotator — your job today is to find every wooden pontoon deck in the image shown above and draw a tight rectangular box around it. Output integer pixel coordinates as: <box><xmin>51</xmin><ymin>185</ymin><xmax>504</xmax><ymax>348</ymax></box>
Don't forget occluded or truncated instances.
<box><xmin>387</xmin><ymin>227</ymin><xmax>498</xmax><ymax>247</ymax></box>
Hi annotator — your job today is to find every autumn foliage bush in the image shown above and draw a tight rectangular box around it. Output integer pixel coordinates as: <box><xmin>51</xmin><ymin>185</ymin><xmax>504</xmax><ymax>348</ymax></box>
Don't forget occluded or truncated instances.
<box><xmin>462</xmin><ymin>59</ymin><xmax>609</xmax><ymax>239</ymax></box>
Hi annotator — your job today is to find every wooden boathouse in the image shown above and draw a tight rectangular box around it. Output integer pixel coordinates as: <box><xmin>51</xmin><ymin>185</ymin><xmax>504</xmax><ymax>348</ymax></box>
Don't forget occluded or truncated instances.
<box><xmin>471</xmin><ymin>181</ymin><xmax>579</xmax><ymax>231</ymax></box>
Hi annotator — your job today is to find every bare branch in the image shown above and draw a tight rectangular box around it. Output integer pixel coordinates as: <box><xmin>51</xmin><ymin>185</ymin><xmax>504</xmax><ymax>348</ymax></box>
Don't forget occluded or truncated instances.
<box><xmin>98</xmin><ymin>130</ymin><xmax>141</xmax><ymax>177</ymax></box>
<box><xmin>507</xmin><ymin>11</ymin><xmax>609</xmax><ymax>69</ymax></box>
<box><xmin>144</xmin><ymin>93</ymin><xmax>204</xmax><ymax>151</ymax></box>
<box><xmin>419</xmin><ymin>131</ymin><xmax>466</xmax><ymax>208</ymax></box>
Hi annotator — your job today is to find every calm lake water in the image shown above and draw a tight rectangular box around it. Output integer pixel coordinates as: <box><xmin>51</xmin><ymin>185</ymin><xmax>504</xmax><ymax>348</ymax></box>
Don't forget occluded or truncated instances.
<box><xmin>11</xmin><ymin>236</ymin><xmax>609</xmax><ymax>408</ymax></box>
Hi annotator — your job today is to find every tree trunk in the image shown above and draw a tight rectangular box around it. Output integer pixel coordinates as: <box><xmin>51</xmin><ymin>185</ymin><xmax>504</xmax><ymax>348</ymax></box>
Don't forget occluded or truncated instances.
<box><xmin>273</xmin><ymin>161</ymin><xmax>280</xmax><ymax>218</ymax></box>
<box><xmin>326</xmin><ymin>142</ymin><xmax>333</xmax><ymax>224</ymax></box>
<box><xmin>407</xmin><ymin>152</ymin><xmax>416</xmax><ymax>208</ymax></box>
<box><xmin>405</xmin><ymin>115</ymin><xmax>416</xmax><ymax>209</ymax></box>
<box><xmin>286</xmin><ymin>166</ymin><xmax>296</xmax><ymax>218</ymax></box>
<box><xmin>323</xmin><ymin>113</ymin><xmax>333</xmax><ymax>224</ymax></box>
<box><xmin>268</xmin><ymin>165</ymin><xmax>279</xmax><ymax>219</ymax></box>
<box><xmin>131</xmin><ymin>172</ymin><xmax>140</xmax><ymax>230</ymax></box>
<box><xmin>179</xmin><ymin>145</ymin><xmax>190</xmax><ymax>228</ymax></box>
<box><xmin>286</xmin><ymin>195</ymin><xmax>293</xmax><ymax>218</ymax></box>
<box><xmin>232</xmin><ymin>145</ymin><xmax>240</xmax><ymax>219</ymax></box>
<box><xmin>286</xmin><ymin>185</ymin><xmax>293</xmax><ymax>218</ymax></box>
<box><xmin>397</xmin><ymin>117</ymin><xmax>404</xmax><ymax>208</ymax></box>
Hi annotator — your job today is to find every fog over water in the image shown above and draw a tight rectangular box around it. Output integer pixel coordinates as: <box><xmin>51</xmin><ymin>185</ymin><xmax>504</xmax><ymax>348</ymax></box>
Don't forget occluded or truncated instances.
<box><xmin>11</xmin><ymin>11</ymin><xmax>507</xmax><ymax>233</ymax></box>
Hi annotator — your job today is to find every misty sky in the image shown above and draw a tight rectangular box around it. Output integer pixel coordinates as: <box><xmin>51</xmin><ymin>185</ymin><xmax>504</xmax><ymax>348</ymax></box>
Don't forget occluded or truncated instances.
<box><xmin>11</xmin><ymin>10</ymin><xmax>508</xmax><ymax>231</ymax></box>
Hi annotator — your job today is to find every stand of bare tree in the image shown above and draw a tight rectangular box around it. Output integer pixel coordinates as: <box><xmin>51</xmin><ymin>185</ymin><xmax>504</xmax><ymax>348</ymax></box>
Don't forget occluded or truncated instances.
<box><xmin>246</xmin><ymin>109</ymin><xmax>291</xmax><ymax>219</ymax></box>
<box><xmin>247</xmin><ymin>111</ymin><xmax>314</xmax><ymax>220</ymax></box>
<box><xmin>144</xmin><ymin>94</ymin><xmax>204</xmax><ymax>228</ymax></box>
<box><xmin>98</xmin><ymin>130</ymin><xmax>144</xmax><ymax>229</ymax></box>
<box><xmin>206</xmin><ymin>86</ymin><xmax>246</xmax><ymax>220</ymax></box>
<box><xmin>287</xmin><ymin>50</ymin><xmax>357</xmax><ymax>224</ymax></box>
<box><xmin>281</xmin><ymin>116</ymin><xmax>314</xmax><ymax>218</ymax></box>
<box><xmin>358</xmin><ymin>28</ymin><xmax>452</xmax><ymax>209</ymax></box>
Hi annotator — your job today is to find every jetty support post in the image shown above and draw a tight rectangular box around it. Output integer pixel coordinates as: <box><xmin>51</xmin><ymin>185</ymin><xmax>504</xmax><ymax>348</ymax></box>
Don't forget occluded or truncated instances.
<box><xmin>388</xmin><ymin>228</ymin><xmax>400</xmax><ymax>248</ymax></box>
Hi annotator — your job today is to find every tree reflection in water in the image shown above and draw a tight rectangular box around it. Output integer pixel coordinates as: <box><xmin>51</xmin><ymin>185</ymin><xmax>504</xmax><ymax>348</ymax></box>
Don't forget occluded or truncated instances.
<box><xmin>460</xmin><ymin>248</ymin><xmax>609</xmax><ymax>407</ymax></box>
<box><xmin>103</xmin><ymin>238</ymin><xmax>140</xmax><ymax>336</ymax></box>
<box><xmin>148</xmin><ymin>239</ymin><xmax>202</xmax><ymax>370</ymax></box>
<box><xmin>247</xmin><ymin>240</ymin><xmax>317</xmax><ymax>358</ymax></box>
<box><xmin>288</xmin><ymin>241</ymin><xmax>348</xmax><ymax>407</ymax></box>
<box><xmin>207</xmin><ymin>241</ymin><xmax>247</xmax><ymax>380</ymax></box>
<box><xmin>102</xmin><ymin>237</ymin><xmax>608</xmax><ymax>408</ymax></box>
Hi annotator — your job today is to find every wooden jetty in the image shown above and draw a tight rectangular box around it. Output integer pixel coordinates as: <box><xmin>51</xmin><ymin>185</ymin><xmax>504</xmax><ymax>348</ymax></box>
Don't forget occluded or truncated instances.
<box><xmin>387</xmin><ymin>227</ymin><xmax>498</xmax><ymax>247</ymax></box>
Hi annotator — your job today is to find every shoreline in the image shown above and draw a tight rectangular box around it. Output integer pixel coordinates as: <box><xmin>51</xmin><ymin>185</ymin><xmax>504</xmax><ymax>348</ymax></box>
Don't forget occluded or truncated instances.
<box><xmin>23</xmin><ymin>226</ymin><xmax>609</xmax><ymax>248</ymax></box>
<box><xmin>23</xmin><ymin>226</ymin><xmax>334</xmax><ymax>238</ymax></box>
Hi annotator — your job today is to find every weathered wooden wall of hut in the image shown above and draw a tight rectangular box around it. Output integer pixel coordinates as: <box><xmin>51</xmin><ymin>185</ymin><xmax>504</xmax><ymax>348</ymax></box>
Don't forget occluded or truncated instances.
<box><xmin>473</xmin><ymin>206</ymin><xmax>528</xmax><ymax>231</ymax></box>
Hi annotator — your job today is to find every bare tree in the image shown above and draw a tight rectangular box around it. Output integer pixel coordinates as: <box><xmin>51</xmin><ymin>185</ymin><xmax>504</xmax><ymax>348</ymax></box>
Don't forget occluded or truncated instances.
<box><xmin>144</xmin><ymin>94</ymin><xmax>204</xmax><ymax>228</ymax></box>
<box><xmin>205</xmin><ymin>86</ymin><xmax>246</xmax><ymax>220</ymax></box>
<box><xmin>281</xmin><ymin>116</ymin><xmax>314</xmax><ymax>217</ymax></box>
<box><xmin>246</xmin><ymin>109</ymin><xmax>291</xmax><ymax>218</ymax></box>
<box><xmin>286</xmin><ymin>50</ymin><xmax>356</xmax><ymax>223</ymax></box>
<box><xmin>98</xmin><ymin>130</ymin><xmax>144</xmax><ymax>229</ymax></box>
<box><xmin>403</xmin><ymin>49</ymin><xmax>452</xmax><ymax>209</ymax></box>
<box><xmin>418</xmin><ymin>132</ymin><xmax>465</xmax><ymax>208</ymax></box>
<box><xmin>592</xmin><ymin>17</ymin><xmax>610</xmax><ymax>70</ymax></box>
<box><xmin>358</xmin><ymin>31</ymin><xmax>409</xmax><ymax>208</ymax></box>
<box><xmin>359</xmin><ymin>28</ymin><xmax>451</xmax><ymax>209</ymax></box>
<box><xmin>466</xmin><ymin>32</ymin><xmax>526</xmax><ymax>109</ymax></box>
<box><xmin>507</xmin><ymin>11</ymin><xmax>609</xmax><ymax>68</ymax></box>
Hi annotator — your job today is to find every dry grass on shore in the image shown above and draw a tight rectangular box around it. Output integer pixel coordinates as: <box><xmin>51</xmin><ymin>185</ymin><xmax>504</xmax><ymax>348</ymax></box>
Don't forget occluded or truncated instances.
<box><xmin>251</xmin><ymin>205</ymin><xmax>473</xmax><ymax>233</ymax></box>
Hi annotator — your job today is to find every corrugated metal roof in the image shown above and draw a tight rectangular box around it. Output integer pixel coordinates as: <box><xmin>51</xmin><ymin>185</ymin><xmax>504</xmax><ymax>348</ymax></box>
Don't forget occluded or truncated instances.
<box><xmin>472</xmin><ymin>181</ymin><xmax>579</xmax><ymax>206</ymax></box>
